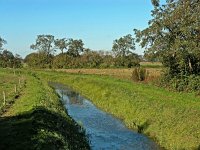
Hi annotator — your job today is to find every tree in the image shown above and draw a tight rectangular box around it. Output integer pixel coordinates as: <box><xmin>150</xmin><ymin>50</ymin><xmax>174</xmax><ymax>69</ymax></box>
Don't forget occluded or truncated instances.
<box><xmin>54</xmin><ymin>38</ymin><xmax>68</xmax><ymax>54</ymax></box>
<box><xmin>53</xmin><ymin>53</ymin><xmax>69</xmax><ymax>69</ymax></box>
<box><xmin>112</xmin><ymin>34</ymin><xmax>135</xmax><ymax>66</ymax></box>
<box><xmin>81</xmin><ymin>50</ymin><xmax>103</xmax><ymax>68</ymax></box>
<box><xmin>0</xmin><ymin>36</ymin><xmax>7</xmax><ymax>51</ymax></box>
<box><xmin>13</xmin><ymin>54</ymin><xmax>22</xmax><ymax>68</ymax></box>
<box><xmin>24</xmin><ymin>52</ymin><xmax>53</xmax><ymax>68</ymax></box>
<box><xmin>0</xmin><ymin>50</ymin><xmax>14</xmax><ymax>68</ymax></box>
<box><xmin>30</xmin><ymin>35</ymin><xmax>55</xmax><ymax>68</ymax></box>
<box><xmin>67</xmin><ymin>39</ymin><xmax>84</xmax><ymax>57</ymax></box>
<box><xmin>134</xmin><ymin>0</ymin><xmax>200</xmax><ymax>76</ymax></box>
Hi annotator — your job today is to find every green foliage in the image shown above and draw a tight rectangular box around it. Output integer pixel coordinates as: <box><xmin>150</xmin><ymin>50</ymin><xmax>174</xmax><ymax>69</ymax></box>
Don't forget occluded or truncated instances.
<box><xmin>160</xmin><ymin>73</ymin><xmax>200</xmax><ymax>93</ymax></box>
<box><xmin>54</xmin><ymin>38</ymin><xmax>68</xmax><ymax>54</ymax></box>
<box><xmin>67</xmin><ymin>39</ymin><xmax>84</xmax><ymax>57</ymax></box>
<box><xmin>52</xmin><ymin>53</ymin><xmax>69</xmax><ymax>69</ymax></box>
<box><xmin>134</xmin><ymin>0</ymin><xmax>200</xmax><ymax>77</ymax></box>
<box><xmin>79</xmin><ymin>50</ymin><xmax>103</xmax><ymax>68</ymax></box>
<box><xmin>30</xmin><ymin>35</ymin><xmax>55</xmax><ymax>68</ymax></box>
<box><xmin>24</xmin><ymin>52</ymin><xmax>53</xmax><ymax>68</ymax></box>
<box><xmin>0</xmin><ymin>37</ymin><xmax>22</xmax><ymax>68</ymax></box>
<box><xmin>0</xmin><ymin>36</ymin><xmax>6</xmax><ymax>51</ymax></box>
<box><xmin>25</xmin><ymin>34</ymin><xmax>140</xmax><ymax>69</ymax></box>
<box><xmin>112</xmin><ymin>34</ymin><xmax>137</xmax><ymax>67</ymax></box>
<box><xmin>0</xmin><ymin>50</ymin><xmax>22</xmax><ymax>68</ymax></box>
<box><xmin>25</xmin><ymin>50</ymin><xmax>140</xmax><ymax>69</ymax></box>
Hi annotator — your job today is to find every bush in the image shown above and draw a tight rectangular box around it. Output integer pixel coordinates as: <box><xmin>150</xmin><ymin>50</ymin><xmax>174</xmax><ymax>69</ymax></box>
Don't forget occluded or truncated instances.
<box><xmin>160</xmin><ymin>73</ymin><xmax>200</xmax><ymax>93</ymax></box>
<box><xmin>132</xmin><ymin>67</ymin><xmax>148</xmax><ymax>81</ymax></box>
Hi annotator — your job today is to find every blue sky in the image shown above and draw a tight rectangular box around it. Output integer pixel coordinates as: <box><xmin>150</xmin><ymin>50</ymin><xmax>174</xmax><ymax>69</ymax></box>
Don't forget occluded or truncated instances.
<box><xmin>0</xmin><ymin>0</ymin><xmax>157</xmax><ymax>57</ymax></box>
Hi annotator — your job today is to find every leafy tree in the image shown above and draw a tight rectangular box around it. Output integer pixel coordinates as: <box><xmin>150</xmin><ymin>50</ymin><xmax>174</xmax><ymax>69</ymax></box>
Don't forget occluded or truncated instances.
<box><xmin>13</xmin><ymin>54</ymin><xmax>22</xmax><ymax>68</ymax></box>
<box><xmin>54</xmin><ymin>38</ymin><xmax>68</xmax><ymax>54</ymax></box>
<box><xmin>134</xmin><ymin>0</ymin><xmax>200</xmax><ymax>76</ymax></box>
<box><xmin>112</xmin><ymin>34</ymin><xmax>136</xmax><ymax>67</ymax></box>
<box><xmin>30</xmin><ymin>35</ymin><xmax>55</xmax><ymax>68</ymax></box>
<box><xmin>124</xmin><ymin>53</ymin><xmax>141</xmax><ymax>68</ymax></box>
<box><xmin>53</xmin><ymin>53</ymin><xmax>69</xmax><ymax>69</ymax></box>
<box><xmin>0</xmin><ymin>50</ymin><xmax>14</xmax><ymax>67</ymax></box>
<box><xmin>0</xmin><ymin>36</ymin><xmax>6</xmax><ymax>51</ymax></box>
<box><xmin>24</xmin><ymin>53</ymin><xmax>40</xmax><ymax>68</ymax></box>
<box><xmin>81</xmin><ymin>50</ymin><xmax>103</xmax><ymax>68</ymax></box>
<box><xmin>67</xmin><ymin>39</ymin><xmax>84</xmax><ymax>57</ymax></box>
<box><xmin>24</xmin><ymin>52</ymin><xmax>53</xmax><ymax>68</ymax></box>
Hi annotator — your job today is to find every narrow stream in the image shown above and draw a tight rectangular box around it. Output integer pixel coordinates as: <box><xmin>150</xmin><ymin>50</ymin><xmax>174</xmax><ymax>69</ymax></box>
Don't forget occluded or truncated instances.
<box><xmin>51</xmin><ymin>83</ymin><xmax>160</xmax><ymax>150</ymax></box>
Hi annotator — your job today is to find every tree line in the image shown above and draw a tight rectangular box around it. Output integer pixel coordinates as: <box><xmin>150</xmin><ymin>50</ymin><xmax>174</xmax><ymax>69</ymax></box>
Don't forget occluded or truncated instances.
<box><xmin>0</xmin><ymin>34</ymin><xmax>141</xmax><ymax>69</ymax></box>
<box><xmin>0</xmin><ymin>37</ymin><xmax>22</xmax><ymax>68</ymax></box>
<box><xmin>26</xmin><ymin>34</ymin><xmax>140</xmax><ymax>69</ymax></box>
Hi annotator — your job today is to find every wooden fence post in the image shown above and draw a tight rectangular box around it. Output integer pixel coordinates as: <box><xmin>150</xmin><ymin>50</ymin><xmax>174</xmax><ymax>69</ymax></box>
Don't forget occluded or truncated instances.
<box><xmin>62</xmin><ymin>90</ymin><xmax>64</xmax><ymax>100</ymax></box>
<box><xmin>19</xmin><ymin>78</ymin><xmax>21</xmax><ymax>88</ymax></box>
<box><xmin>3</xmin><ymin>91</ymin><xmax>6</xmax><ymax>105</ymax></box>
<box><xmin>14</xmin><ymin>84</ymin><xmax>17</xmax><ymax>93</ymax></box>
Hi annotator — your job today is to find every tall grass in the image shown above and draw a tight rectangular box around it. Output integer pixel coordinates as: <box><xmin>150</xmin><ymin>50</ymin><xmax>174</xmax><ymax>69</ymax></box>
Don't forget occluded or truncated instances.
<box><xmin>132</xmin><ymin>67</ymin><xmax>148</xmax><ymax>81</ymax></box>
<box><xmin>57</xmin><ymin>68</ymin><xmax>162</xmax><ymax>82</ymax></box>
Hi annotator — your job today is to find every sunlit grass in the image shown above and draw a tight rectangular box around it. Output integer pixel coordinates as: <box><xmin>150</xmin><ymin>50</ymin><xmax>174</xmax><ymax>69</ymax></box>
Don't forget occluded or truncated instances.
<box><xmin>0</xmin><ymin>70</ymin><xmax>90</xmax><ymax>149</ymax></box>
<box><xmin>0</xmin><ymin>69</ymin><xmax>24</xmax><ymax>111</ymax></box>
<box><xmin>56</xmin><ymin>67</ymin><xmax>162</xmax><ymax>82</ymax></box>
<box><xmin>38</xmin><ymin>71</ymin><xmax>200</xmax><ymax>150</ymax></box>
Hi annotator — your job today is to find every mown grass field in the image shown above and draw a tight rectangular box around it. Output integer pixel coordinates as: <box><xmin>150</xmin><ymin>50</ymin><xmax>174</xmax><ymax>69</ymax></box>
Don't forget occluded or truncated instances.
<box><xmin>0</xmin><ymin>70</ymin><xmax>90</xmax><ymax>150</ymax></box>
<box><xmin>39</xmin><ymin>70</ymin><xmax>200</xmax><ymax>150</ymax></box>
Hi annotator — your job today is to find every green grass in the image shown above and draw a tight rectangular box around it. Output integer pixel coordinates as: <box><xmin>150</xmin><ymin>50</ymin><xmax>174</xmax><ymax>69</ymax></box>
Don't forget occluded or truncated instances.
<box><xmin>1</xmin><ymin>69</ymin><xmax>199</xmax><ymax>149</ymax></box>
<box><xmin>0</xmin><ymin>69</ymin><xmax>24</xmax><ymax>113</ymax></box>
<box><xmin>0</xmin><ymin>70</ymin><xmax>90</xmax><ymax>150</ymax></box>
<box><xmin>140</xmin><ymin>62</ymin><xmax>163</xmax><ymax>68</ymax></box>
<box><xmin>38</xmin><ymin>71</ymin><xmax>200</xmax><ymax>150</ymax></box>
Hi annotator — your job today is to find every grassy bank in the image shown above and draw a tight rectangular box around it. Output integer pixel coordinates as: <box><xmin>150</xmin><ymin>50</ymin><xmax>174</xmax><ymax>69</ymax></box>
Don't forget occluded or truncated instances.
<box><xmin>0</xmin><ymin>70</ymin><xmax>90</xmax><ymax>150</ymax></box>
<box><xmin>39</xmin><ymin>71</ymin><xmax>200</xmax><ymax>150</ymax></box>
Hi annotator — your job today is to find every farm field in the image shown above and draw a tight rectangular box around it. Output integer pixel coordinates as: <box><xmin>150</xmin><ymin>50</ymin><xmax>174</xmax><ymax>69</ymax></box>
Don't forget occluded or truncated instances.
<box><xmin>57</xmin><ymin>67</ymin><xmax>162</xmax><ymax>81</ymax></box>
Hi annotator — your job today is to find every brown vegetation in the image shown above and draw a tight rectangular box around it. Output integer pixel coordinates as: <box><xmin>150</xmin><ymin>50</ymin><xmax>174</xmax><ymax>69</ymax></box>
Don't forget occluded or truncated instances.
<box><xmin>57</xmin><ymin>67</ymin><xmax>161</xmax><ymax>82</ymax></box>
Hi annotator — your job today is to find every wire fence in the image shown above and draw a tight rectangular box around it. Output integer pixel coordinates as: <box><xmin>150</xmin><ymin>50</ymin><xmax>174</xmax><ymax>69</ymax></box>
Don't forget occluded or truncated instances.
<box><xmin>0</xmin><ymin>75</ymin><xmax>25</xmax><ymax>112</ymax></box>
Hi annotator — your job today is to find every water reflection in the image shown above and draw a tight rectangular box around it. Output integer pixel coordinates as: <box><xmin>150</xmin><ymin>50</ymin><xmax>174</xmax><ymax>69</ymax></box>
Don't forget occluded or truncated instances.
<box><xmin>66</xmin><ymin>90</ymin><xmax>84</xmax><ymax>105</ymax></box>
<box><xmin>50</xmin><ymin>82</ymin><xmax>160</xmax><ymax>150</ymax></box>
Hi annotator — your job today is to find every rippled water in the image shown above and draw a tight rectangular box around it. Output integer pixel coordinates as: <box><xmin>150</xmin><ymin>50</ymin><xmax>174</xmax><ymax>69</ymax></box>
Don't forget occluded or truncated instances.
<box><xmin>51</xmin><ymin>83</ymin><xmax>160</xmax><ymax>150</ymax></box>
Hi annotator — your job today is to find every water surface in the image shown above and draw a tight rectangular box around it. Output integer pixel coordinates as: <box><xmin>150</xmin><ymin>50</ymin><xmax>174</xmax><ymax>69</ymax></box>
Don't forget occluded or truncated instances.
<box><xmin>51</xmin><ymin>83</ymin><xmax>159</xmax><ymax>150</ymax></box>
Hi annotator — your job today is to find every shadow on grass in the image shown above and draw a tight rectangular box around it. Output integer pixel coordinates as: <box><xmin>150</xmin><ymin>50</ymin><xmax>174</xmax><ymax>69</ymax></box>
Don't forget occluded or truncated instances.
<box><xmin>0</xmin><ymin>107</ymin><xmax>90</xmax><ymax>150</ymax></box>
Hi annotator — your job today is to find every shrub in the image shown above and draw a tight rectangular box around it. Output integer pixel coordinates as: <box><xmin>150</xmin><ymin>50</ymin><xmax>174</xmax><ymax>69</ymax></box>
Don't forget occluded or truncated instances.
<box><xmin>132</xmin><ymin>68</ymin><xmax>148</xmax><ymax>81</ymax></box>
<box><xmin>160</xmin><ymin>73</ymin><xmax>200</xmax><ymax>93</ymax></box>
